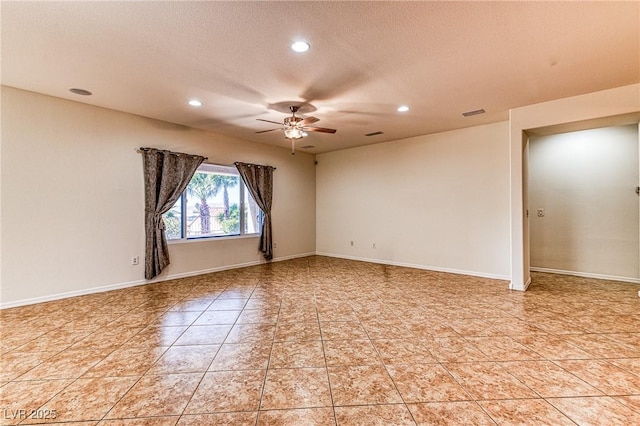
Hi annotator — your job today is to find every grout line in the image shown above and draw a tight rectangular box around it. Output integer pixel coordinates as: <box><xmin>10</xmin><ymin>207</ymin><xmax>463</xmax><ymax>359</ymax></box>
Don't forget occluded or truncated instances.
<box><xmin>254</xmin><ymin>289</ymin><xmax>283</xmax><ymax>423</ymax></box>
<box><xmin>4</xmin><ymin>258</ymin><xmax>640</xmax><ymax>424</ymax></box>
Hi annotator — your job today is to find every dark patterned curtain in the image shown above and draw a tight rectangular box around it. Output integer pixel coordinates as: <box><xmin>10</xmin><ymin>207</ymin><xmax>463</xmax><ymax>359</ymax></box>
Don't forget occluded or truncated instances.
<box><xmin>142</xmin><ymin>148</ymin><xmax>205</xmax><ymax>279</ymax></box>
<box><xmin>235</xmin><ymin>162</ymin><xmax>275</xmax><ymax>260</ymax></box>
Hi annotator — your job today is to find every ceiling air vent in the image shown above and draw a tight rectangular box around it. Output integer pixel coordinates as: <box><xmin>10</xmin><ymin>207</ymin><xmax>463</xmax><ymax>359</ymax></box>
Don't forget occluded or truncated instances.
<box><xmin>462</xmin><ymin>108</ymin><xmax>485</xmax><ymax>117</ymax></box>
<box><xmin>365</xmin><ymin>131</ymin><xmax>384</xmax><ymax>137</ymax></box>
<box><xmin>69</xmin><ymin>88</ymin><xmax>92</xmax><ymax>96</ymax></box>
<box><xmin>300</xmin><ymin>145</ymin><xmax>315</xmax><ymax>149</ymax></box>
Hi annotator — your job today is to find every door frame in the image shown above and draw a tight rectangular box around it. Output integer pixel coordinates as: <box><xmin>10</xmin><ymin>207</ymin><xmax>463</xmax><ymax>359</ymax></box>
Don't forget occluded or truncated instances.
<box><xmin>508</xmin><ymin>85</ymin><xmax>640</xmax><ymax>291</ymax></box>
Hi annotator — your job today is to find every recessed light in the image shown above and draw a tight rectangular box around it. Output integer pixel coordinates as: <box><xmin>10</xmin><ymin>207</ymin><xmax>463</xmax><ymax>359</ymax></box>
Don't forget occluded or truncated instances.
<box><xmin>188</xmin><ymin>99</ymin><xmax>203</xmax><ymax>107</ymax></box>
<box><xmin>69</xmin><ymin>88</ymin><xmax>92</xmax><ymax>96</ymax></box>
<box><xmin>291</xmin><ymin>41</ymin><xmax>310</xmax><ymax>53</ymax></box>
<box><xmin>397</xmin><ymin>105</ymin><xmax>409</xmax><ymax>112</ymax></box>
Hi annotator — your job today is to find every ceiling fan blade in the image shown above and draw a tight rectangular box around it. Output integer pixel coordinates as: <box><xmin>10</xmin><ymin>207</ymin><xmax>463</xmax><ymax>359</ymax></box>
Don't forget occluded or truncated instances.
<box><xmin>300</xmin><ymin>116</ymin><xmax>319</xmax><ymax>125</ymax></box>
<box><xmin>256</xmin><ymin>118</ymin><xmax>284</xmax><ymax>126</ymax></box>
<box><xmin>303</xmin><ymin>126</ymin><xmax>337</xmax><ymax>134</ymax></box>
<box><xmin>255</xmin><ymin>128</ymin><xmax>281</xmax><ymax>134</ymax></box>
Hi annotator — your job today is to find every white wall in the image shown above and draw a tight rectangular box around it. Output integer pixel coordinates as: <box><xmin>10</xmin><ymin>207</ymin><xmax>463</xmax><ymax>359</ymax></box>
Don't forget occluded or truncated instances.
<box><xmin>529</xmin><ymin>125</ymin><xmax>639</xmax><ymax>281</ymax></box>
<box><xmin>316</xmin><ymin>121</ymin><xmax>511</xmax><ymax>279</ymax></box>
<box><xmin>1</xmin><ymin>87</ymin><xmax>316</xmax><ymax>307</ymax></box>
<box><xmin>510</xmin><ymin>83</ymin><xmax>640</xmax><ymax>290</ymax></box>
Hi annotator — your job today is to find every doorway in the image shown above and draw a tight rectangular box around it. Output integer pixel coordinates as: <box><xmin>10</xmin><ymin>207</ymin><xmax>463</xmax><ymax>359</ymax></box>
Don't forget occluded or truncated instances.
<box><xmin>509</xmin><ymin>86</ymin><xmax>640</xmax><ymax>291</ymax></box>
<box><xmin>527</xmin><ymin>124</ymin><xmax>639</xmax><ymax>283</ymax></box>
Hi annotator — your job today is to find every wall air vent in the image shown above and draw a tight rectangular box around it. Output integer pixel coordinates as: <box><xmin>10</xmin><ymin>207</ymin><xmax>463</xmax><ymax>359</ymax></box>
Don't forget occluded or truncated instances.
<box><xmin>365</xmin><ymin>131</ymin><xmax>384</xmax><ymax>137</ymax></box>
<box><xmin>462</xmin><ymin>108</ymin><xmax>485</xmax><ymax>117</ymax></box>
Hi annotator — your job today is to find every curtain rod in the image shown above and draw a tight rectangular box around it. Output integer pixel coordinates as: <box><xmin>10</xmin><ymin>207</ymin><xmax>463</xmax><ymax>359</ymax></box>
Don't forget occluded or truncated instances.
<box><xmin>137</xmin><ymin>149</ymin><xmax>276</xmax><ymax>170</ymax></box>
<box><xmin>234</xmin><ymin>161</ymin><xmax>276</xmax><ymax>170</ymax></box>
<box><xmin>137</xmin><ymin>147</ymin><xmax>208</xmax><ymax>161</ymax></box>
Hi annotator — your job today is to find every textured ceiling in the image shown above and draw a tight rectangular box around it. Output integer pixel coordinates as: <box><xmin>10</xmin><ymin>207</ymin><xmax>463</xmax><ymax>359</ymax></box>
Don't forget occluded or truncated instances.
<box><xmin>2</xmin><ymin>1</ymin><xmax>639</xmax><ymax>153</ymax></box>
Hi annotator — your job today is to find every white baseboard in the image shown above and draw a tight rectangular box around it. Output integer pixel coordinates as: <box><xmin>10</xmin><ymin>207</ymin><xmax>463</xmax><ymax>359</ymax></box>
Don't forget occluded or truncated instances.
<box><xmin>530</xmin><ymin>267</ymin><xmax>640</xmax><ymax>285</ymax></box>
<box><xmin>315</xmin><ymin>251</ymin><xmax>510</xmax><ymax>281</ymax></box>
<box><xmin>523</xmin><ymin>276</ymin><xmax>532</xmax><ymax>291</ymax></box>
<box><xmin>0</xmin><ymin>252</ymin><xmax>316</xmax><ymax>310</ymax></box>
<box><xmin>0</xmin><ymin>279</ymin><xmax>151</xmax><ymax>310</ymax></box>
<box><xmin>160</xmin><ymin>251</ymin><xmax>317</xmax><ymax>282</ymax></box>
<box><xmin>508</xmin><ymin>276</ymin><xmax>530</xmax><ymax>292</ymax></box>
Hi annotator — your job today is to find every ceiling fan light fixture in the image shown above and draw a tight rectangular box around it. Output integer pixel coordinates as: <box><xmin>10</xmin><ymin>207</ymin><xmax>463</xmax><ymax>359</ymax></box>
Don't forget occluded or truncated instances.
<box><xmin>284</xmin><ymin>128</ymin><xmax>304</xmax><ymax>139</ymax></box>
<box><xmin>291</xmin><ymin>41</ymin><xmax>310</xmax><ymax>53</ymax></box>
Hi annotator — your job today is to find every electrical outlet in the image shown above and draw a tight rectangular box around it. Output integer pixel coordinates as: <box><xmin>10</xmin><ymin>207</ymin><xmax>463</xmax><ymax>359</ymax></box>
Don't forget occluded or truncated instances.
<box><xmin>537</xmin><ymin>208</ymin><xmax>545</xmax><ymax>217</ymax></box>
<box><xmin>273</xmin><ymin>242</ymin><xmax>278</xmax><ymax>249</ymax></box>
<box><xmin>131</xmin><ymin>256</ymin><xmax>139</xmax><ymax>265</ymax></box>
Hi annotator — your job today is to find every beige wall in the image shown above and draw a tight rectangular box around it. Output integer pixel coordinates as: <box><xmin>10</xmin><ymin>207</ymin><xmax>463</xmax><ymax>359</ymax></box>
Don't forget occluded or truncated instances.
<box><xmin>3</xmin><ymin>84</ymin><xmax>639</xmax><ymax>307</ymax></box>
<box><xmin>529</xmin><ymin>125</ymin><xmax>639</xmax><ymax>281</ymax></box>
<box><xmin>316</xmin><ymin>121</ymin><xmax>511</xmax><ymax>279</ymax></box>
<box><xmin>1</xmin><ymin>87</ymin><xmax>316</xmax><ymax>307</ymax></box>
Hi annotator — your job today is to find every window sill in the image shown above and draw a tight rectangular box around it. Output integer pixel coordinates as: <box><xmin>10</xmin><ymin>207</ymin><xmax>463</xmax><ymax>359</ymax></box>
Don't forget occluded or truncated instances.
<box><xmin>167</xmin><ymin>234</ymin><xmax>260</xmax><ymax>245</ymax></box>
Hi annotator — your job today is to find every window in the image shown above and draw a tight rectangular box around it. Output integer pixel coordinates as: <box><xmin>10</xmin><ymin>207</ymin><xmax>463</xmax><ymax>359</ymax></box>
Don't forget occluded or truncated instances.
<box><xmin>163</xmin><ymin>164</ymin><xmax>263</xmax><ymax>240</ymax></box>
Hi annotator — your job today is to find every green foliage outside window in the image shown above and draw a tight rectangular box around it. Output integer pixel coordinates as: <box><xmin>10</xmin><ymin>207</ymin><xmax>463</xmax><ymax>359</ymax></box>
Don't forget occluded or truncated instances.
<box><xmin>218</xmin><ymin>204</ymin><xmax>240</xmax><ymax>234</ymax></box>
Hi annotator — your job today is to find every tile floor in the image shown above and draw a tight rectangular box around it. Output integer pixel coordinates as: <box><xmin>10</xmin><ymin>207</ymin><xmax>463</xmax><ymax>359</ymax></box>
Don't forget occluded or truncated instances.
<box><xmin>1</xmin><ymin>256</ymin><xmax>639</xmax><ymax>425</ymax></box>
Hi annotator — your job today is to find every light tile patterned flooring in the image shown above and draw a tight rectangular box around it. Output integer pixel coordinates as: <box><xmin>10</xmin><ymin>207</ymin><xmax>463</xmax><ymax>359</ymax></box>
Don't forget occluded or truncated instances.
<box><xmin>1</xmin><ymin>256</ymin><xmax>640</xmax><ymax>425</ymax></box>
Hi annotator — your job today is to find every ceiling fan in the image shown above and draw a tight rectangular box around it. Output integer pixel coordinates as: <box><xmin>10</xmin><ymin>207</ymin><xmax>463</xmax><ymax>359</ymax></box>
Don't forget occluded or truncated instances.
<box><xmin>256</xmin><ymin>105</ymin><xmax>336</xmax><ymax>154</ymax></box>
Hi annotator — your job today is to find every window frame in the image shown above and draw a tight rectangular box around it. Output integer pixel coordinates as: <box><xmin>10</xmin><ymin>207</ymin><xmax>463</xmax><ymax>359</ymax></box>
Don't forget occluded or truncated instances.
<box><xmin>164</xmin><ymin>163</ymin><xmax>262</xmax><ymax>242</ymax></box>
